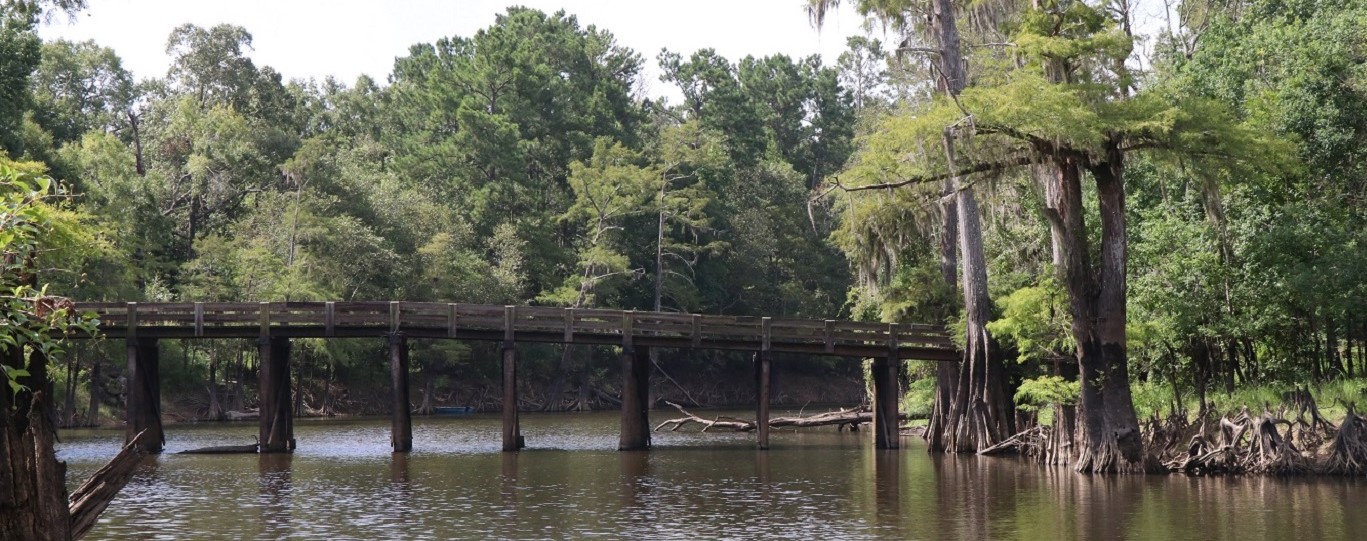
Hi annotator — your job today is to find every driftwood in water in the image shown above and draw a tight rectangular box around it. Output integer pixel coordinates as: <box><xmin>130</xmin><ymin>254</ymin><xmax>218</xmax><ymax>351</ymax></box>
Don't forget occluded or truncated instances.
<box><xmin>224</xmin><ymin>410</ymin><xmax>258</xmax><ymax>421</ymax></box>
<box><xmin>653</xmin><ymin>401</ymin><xmax>900</xmax><ymax>432</ymax></box>
<box><xmin>979</xmin><ymin>425</ymin><xmax>1050</xmax><ymax>456</ymax></box>
<box><xmin>69</xmin><ymin>430</ymin><xmax>151</xmax><ymax>540</ymax></box>
<box><xmin>178</xmin><ymin>443</ymin><xmax>259</xmax><ymax>454</ymax></box>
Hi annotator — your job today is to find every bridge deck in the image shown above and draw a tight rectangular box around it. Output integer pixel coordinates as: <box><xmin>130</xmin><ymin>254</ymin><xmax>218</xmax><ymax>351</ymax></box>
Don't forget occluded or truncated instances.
<box><xmin>74</xmin><ymin>302</ymin><xmax>957</xmax><ymax>360</ymax></box>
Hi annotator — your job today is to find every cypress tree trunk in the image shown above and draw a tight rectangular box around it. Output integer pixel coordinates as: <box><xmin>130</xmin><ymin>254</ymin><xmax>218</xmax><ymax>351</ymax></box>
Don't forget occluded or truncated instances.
<box><xmin>1055</xmin><ymin>144</ymin><xmax>1145</xmax><ymax>473</ymax></box>
<box><xmin>1</xmin><ymin>348</ymin><xmax>72</xmax><ymax>541</ymax></box>
<box><xmin>921</xmin><ymin>0</ymin><xmax>1015</xmax><ymax>453</ymax></box>
<box><xmin>61</xmin><ymin>354</ymin><xmax>78</xmax><ymax>427</ymax></box>
<box><xmin>925</xmin><ymin>174</ymin><xmax>960</xmax><ymax>451</ymax></box>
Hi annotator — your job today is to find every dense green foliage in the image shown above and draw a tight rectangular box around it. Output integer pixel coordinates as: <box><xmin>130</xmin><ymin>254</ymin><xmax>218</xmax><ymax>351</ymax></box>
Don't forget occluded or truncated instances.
<box><xmin>3</xmin><ymin>0</ymin><xmax>1365</xmax><ymax>421</ymax></box>
<box><xmin>830</xmin><ymin>0</ymin><xmax>1367</xmax><ymax>423</ymax></box>
<box><xmin>4</xmin><ymin>7</ymin><xmax>865</xmax><ymax>415</ymax></box>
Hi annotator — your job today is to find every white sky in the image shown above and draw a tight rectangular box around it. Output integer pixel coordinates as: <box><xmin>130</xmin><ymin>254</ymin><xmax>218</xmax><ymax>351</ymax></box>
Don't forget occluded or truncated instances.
<box><xmin>37</xmin><ymin>0</ymin><xmax>880</xmax><ymax>100</ymax></box>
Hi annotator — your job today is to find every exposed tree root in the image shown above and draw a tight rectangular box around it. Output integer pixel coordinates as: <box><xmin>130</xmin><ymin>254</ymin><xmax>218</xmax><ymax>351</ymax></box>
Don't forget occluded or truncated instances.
<box><xmin>983</xmin><ymin>398</ymin><xmax>1341</xmax><ymax>476</ymax></box>
<box><xmin>1322</xmin><ymin>404</ymin><xmax>1367</xmax><ymax>476</ymax></box>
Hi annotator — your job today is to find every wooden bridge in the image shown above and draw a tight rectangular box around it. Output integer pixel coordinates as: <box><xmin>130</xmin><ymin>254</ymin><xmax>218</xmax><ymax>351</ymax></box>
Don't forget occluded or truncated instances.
<box><xmin>73</xmin><ymin>301</ymin><xmax>956</xmax><ymax>455</ymax></box>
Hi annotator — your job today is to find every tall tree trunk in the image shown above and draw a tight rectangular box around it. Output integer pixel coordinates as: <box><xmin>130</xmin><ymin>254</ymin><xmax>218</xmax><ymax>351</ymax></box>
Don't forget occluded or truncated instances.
<box><xmin>1</xmin><ymin>346</ymin><xmax>72</xmax><ymax>540</ymax></box>
<box><xmin>419</xmin><ymin>379</ymin><xmax>434</xmax><ymax>415</ymax></box>
<box><xmin>924</xmin><ymin>0</ymin><xmax>963</xmax><ymax>453</ymax></box>
<box><xmin>920</xmin><ymin>0</ymin><xmax>1015</xmax><ymax>453</ymax></box>
<box><xmin>61</xmin><ymin>353</ymin><xmax>78</xmax><ymax>428</ymax></box>
<box><xmin>85</xmin><ymin>359</ymin><xmax>101</xmax><ymax>427</ymax></box>
<box><xmin>207</xmin><ymin>346</ymin><xmax>224</xmax><ymax>422</ymax></box>
<box><xmin>1309</xmin><ymin>317</ymin><xmax>1322</xmax><ymax>382</ymax></box>
<box><xmin>925</xmin><ymin>173</ymin><xmax>961</xmax><ymax>452</ymax></box>
<box><xmin>1327</xmin><ymin>318</ymin><xmax>1343</xmax><ymax>377</ymax></box>
<box><xmin>1058</xmin><ymin>144</ymin><xmax>1145</xmax><ymax>473</ymax></box>
<box><xmin>939</xmin><ymin>129</ymin><xmax>1015</xmax><ymax>452</ymax></box>
<box><xmin>128</xmin><ymin>110</ymin><xmax>145</xmax><ymax>177</ymax></box>
<box><xmin>231</xmin><ymin>346</ymin><xmax>245</xmax><ymax>413</ymax></box>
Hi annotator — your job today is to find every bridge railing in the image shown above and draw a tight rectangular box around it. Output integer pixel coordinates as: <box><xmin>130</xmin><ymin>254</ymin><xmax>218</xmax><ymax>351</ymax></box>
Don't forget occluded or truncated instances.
<box><xmin>74</xmin><ymin>301</ymin><xmax>955</xmax><ymax>357</ymax></box>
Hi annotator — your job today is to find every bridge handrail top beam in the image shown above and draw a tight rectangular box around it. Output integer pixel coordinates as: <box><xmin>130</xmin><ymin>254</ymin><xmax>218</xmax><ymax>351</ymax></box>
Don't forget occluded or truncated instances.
<box><xmin>70</xmin><ymin>301</ymin><xmax>954</xmax><ymax>354</ymax></box>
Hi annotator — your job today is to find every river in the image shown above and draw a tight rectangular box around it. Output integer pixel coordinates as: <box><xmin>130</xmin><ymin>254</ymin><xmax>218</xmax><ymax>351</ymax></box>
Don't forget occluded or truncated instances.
<box><xmin>58</xmin><ymin>412</ymin><xmax>1367</xmax><ymax>540</ymax></box>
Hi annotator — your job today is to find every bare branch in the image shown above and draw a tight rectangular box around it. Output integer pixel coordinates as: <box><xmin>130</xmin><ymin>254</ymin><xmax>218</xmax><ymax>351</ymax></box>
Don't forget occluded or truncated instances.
<box><xmin>817</xmin><ymin>155</ymin><xmax>1032</xmax><ymax>196</ymax></box>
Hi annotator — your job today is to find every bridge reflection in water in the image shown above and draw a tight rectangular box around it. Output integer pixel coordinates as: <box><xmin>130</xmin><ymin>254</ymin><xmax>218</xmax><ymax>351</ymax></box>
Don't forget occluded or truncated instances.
<box><xmin>73</xmin><ymin>301</ymin><xmax>956</xmax><ymax>455</ymax></box>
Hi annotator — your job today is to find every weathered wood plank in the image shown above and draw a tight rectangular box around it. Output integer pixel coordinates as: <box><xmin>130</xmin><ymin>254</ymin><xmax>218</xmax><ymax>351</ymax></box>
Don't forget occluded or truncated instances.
<box><xmin>72</xmin><ymin>301</ymin><xmax>954</xmax><ymax>361</ymax></box>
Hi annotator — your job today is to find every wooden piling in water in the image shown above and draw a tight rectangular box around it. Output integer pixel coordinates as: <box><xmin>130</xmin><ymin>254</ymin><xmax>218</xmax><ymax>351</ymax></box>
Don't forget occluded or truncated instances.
<box><xmin>755</xmin><ymin>318</ymin><xmax>774</xmax><ymax>450</ymax></box>
<box><xmin>872</xmin><ymin>356</ymin><xmax>899</xmax><ymax>450</ymax></box>
<box><xmin>125</xmin><ymin>337</ymin><xmax>163</xmax><ymax>453</ymax></box>
<box><xmin>619</xmin><ymin>346</ymin><xmax>651</xmax><ymax>450</ymax></box>
<box><xmin>502</xmin><ymin>341</ymin><xmax>522</xmax><ymax>451</ymax></box>
<box><xmin>756</xmin><ymin>350</ymin><xmax>772</xmax><ymax>450</ymax></box>
<box><xmin>258</xmin><ymin>336</ymin><xmax>294</xmax><ymax>453</ymax></box>
<box><xmin>389</xmin><ymin>333</ymin><xmax>412</xmax><ymax>453</ymax></box>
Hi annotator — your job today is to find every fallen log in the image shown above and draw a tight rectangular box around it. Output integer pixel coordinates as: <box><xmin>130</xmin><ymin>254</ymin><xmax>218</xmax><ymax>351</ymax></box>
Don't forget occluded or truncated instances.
<box><xmin>178</xmin><ymin>443</ymin><xmax>259</xmax><ymax>454</ymax></box>
<box><xmin>979</xmin><ymin>425</ymin><xmax>1050</xmax><ymax>456</ymax></box>
<box><xmin>653</xmin><ymin>401</ymin><xmax>904</xmax><ymax>433</ymax></box>
<box><xmin>224</xmin><ymin>410</ymin><xmax>258</xmax><ymax>421</ymax></box>
<box><xmin>69</xmin><ymin>430</ymin><xmax>151</xmax><ymax>540</ymax></box>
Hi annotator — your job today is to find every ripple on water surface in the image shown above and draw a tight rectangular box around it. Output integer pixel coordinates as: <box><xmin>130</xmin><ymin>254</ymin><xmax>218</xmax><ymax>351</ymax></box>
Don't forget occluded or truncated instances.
<box><xmin>59</xmin><ymin>412</ymin><xmax>1367</xmax><ymax>540</ymax></box>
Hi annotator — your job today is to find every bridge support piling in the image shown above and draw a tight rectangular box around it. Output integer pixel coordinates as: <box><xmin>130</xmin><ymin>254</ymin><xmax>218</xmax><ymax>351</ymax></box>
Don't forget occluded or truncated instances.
<box><xmin>619</xmin><ymin>346</ymin><xmax>651</xmax><ymax>450</ymax></box>
<box><xmin>258</xmin><ymin>336</ymin><xmax>295</xmax><ymax>453</ymax></box>
<box><xmin>125</xmin><ymin>337</ymin><xmax>163</xmax><ymax>453</ymax></box>
<box><xmin>389</xmin><ymin>333</ymin><xmax>412</xmax><ymax>453</ymax></box>
<box><xmin>872</xmin><ymin>356</ymin><xmax>899</xmax><ymax>449</ymax></box>
<box><xmin>502</xmin><ymin>342</ymin><xmax>523</xmax><ymax>451</ymax></box>
<box><xmin>756</xmin><ymin>351</ymin><xmax>771</xmax><ymax>450</ymax></box>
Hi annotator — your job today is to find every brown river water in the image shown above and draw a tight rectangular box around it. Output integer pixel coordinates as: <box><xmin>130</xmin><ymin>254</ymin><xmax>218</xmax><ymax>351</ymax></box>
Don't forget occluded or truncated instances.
<box><xmin>58</xmin><ymin>412</ymin><xmax>1367</xmax><ymax>540</ymax></box>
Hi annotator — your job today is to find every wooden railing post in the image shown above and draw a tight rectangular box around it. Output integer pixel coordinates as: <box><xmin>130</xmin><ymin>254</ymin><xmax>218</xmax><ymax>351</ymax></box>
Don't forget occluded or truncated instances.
<box><xmin>691</xmin><ymin>314</ymin><xmax>702</xmax><ymax>348</ymax></box>
<box><xmin>564</xmin><ymin>308</ymin><xmax>574</xmax><ymax>343</ymax></box>
<box><xmin>447</xmin><ymin>303</ymin><xmax>458</xmax><ymax>338</ymax></box>
<box><xmin>324</xmin><ymin>301</ymin><xmax>335</xmax><ymax>337</ymax></box>
<box><xmin>258</xmin><ymin>301</ymin><xmax>270</xmax><ymax>338</ymax></box>
<box><xmin>125</xmin><ymin>302</ymin><xmax>137</xmax><ymax>340</ymax></box>
<box><xmin>389</xmin><ymin>332</ymin><xmax>412</xmax><ymax>453</ymax></box>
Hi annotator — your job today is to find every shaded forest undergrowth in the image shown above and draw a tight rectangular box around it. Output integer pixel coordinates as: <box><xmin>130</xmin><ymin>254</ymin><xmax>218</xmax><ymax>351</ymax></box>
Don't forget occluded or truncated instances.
<box><xmin>54</xmin><ymin>352</ymin><xmax>868</xmax><ymax>428</ymax></box>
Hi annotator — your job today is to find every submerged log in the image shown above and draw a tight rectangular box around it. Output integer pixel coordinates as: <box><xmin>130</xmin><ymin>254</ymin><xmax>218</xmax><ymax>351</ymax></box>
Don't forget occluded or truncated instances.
<box><xmin>69</xmin><ymin>430</ymin><xmax>152</xmax><ymax>540</ymax></box>
<box><xmin>177</xmin><ymin>443</ymin><xmax>259</xmax><ymax>455</ymax></box>
<box><xmin>653</xmin><ymin>401</ymin><xmax>903</xmax><ymax>433</ymax></box>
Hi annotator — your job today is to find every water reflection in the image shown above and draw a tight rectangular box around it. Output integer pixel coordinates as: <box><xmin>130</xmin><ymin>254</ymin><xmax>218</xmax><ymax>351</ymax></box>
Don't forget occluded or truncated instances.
<box><xmin>754</xmin><ymin>449</ymin><xmax>771</xmax><ymax>484</ymax></box>
<box><xmin>257</xmin><ymin>453</ymin><xmax>293</xmax><ymax>540</ymax></box>
<box><xmin>389</xmin><ymin>452</ymin><xmax>410</xmax><ymax>484</ymax></box>
<box><xmin>500</xmin><ymin>450</ymin><xmax>519</xmax><ymax>506</ymax></box>
<box><xmin>872</xmin><ymin>449</ymin><xmax>900</xmax><ymax>533</ymax></box>
<box><xmin>619</xmin><ymin>450</ymin><xmax>650</xmax><ymax>506</ymax></box>
<box><xmin>55</xmin><ymin>413</ymin><xmax>1367</xmax><ymax>540</ymax></box>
